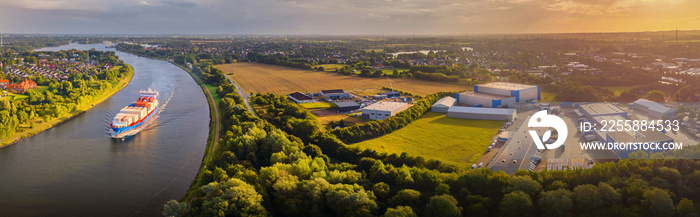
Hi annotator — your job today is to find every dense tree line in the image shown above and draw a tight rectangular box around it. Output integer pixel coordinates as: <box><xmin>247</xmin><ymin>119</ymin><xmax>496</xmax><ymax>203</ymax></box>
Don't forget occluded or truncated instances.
<box><xmin>246</xmin><ymin>52</ymin><xmax>314</xmax><ymax>70</ymax></box>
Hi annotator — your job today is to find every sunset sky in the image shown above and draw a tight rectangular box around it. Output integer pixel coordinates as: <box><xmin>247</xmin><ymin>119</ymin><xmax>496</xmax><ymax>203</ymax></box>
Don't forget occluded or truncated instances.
<box><xmin>0</xmin><ymin>0</ymin><xmax>698</xmax><ymax>34</ymax></box>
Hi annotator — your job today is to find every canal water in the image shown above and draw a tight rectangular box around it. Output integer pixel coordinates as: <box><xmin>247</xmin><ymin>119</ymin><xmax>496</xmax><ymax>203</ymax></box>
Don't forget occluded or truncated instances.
<box><xmin>0</xmin><ymin>44</ymin><xmax>209</xmax><ymax>216</ymax></box>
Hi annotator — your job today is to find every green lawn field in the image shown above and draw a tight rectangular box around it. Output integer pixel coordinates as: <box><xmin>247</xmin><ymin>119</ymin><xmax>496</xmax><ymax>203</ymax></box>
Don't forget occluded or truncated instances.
<box><xmin>380</xmin><ymin>68</ymin><xmax>408</xmax><ymax>75</ymax></box>
<box><xmin>352</xmin><ymin>112</ymin><xmax>504</xmax><ymax>168</ymax></box>
<box><xmin>34</xmin><ymin>85</ymin><xmax>50</xmax><ymax>94</ymax></box>
<box><xmin>205</xmin><ymin>84</ymin><xmax>221</xmax><ymax>103</ymax></box>
<box><xmin>299</xmin><ymin>101</ymin><xmax>332</xmax><ymax>109</ymax></box>
<box><xmin>316</xmin><ymin>64</ymin><xmax>347</xmax><ymax>72</ymax></box>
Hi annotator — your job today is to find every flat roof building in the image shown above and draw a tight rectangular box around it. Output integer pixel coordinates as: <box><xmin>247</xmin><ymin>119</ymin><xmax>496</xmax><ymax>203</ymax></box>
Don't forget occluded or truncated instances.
<box><xmin>456</xmin><ymin>82</ymin><xmax>540</xmax><ymax>108</ymax></box>
<box><xmin>333</xmin><ymin>101</ymin><xmax>361</xmax><ymax>113</ymax></box>
<box><xmin>456</xmin><ymin>91</ymin><xmax>515</xmax><ymax>108</ymax></box>
<box><xmin>633</xmin><ymin>99</ymin><xmax>676</xmax><ymax>118</ymax></box>
<box><xmin>606</xmin><ymin>130</ymin><xmax>674</xmax><ymax>158</ymax></box>
<box><xmin>578</xmin><ymin>103</ymin><xmax>628</xmax><ymax>119</ymax></box>
<box><xmin>380</xmin><ymin>91</ymin><xmax>401</xmax><ymax>98</ymax></box>
<box><xmin>474</xmin><ymin>82</ymin><xmax>540</xmax><ymax>103</ymax></box>
<box><xmin>431</xmin><ymin>96</ymin><xmax>456</xmax><ymax>113</ymax></box>
<box><xmin>362</xmin><ymin>101</ymin><xmax>409</xmax><ymax>120</ymax></box>
<box><xmin>447</xmin><ymin>106</ymin><xmax>516</xmax><ymax>122</ymax></box>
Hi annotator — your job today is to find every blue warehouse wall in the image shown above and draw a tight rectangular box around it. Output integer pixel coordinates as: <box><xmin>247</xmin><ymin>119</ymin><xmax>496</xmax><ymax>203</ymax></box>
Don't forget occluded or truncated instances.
<box><xmin>474</xmin><ymin>85</ymin><xmax>479</xmax><ymax>92</ymax></box>
<box><xmin>537</xmin><ymin>86</ymin><xmax>541</xmax><ymax>101</ymax></box>
<box><xmin>492</xmin><ymin>99</ymin><xmax>501</xmax><ymax>108</ymax></box>
<box><xmin>510</xmin><ymin>90</ymin><xmax>520</xmax><ymax>102</ymax></box>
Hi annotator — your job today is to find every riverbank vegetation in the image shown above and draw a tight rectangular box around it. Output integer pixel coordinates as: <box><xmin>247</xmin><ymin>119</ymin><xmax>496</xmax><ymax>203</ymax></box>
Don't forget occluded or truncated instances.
<box><xmin>0</xmin><ymin>50</ymin><xmax>133</xmax><ymax>146</ymax></box>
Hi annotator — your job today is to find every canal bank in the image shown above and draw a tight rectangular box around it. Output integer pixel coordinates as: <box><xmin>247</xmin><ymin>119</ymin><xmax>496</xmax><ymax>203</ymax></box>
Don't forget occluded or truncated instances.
<box><xmin>0</xmin><ymin>44</ymin><xmax>210</xmax><ymax>217</ymax></box>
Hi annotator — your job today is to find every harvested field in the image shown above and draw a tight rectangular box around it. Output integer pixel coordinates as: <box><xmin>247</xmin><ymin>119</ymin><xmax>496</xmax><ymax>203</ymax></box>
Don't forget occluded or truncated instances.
<box><xmin>218</xmin><ymin>63</ymin><xmax>467</xmax><ymax>96</ymax></box>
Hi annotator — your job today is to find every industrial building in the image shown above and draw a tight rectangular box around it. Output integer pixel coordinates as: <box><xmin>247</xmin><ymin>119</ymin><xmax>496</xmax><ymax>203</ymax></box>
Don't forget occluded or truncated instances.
<box><xmin>577</xmin><ymin>103</ymin><xmax>628</xmax><ymax>119</ymax></box>
<box><xmin>431</xmin><ymin>96</ymin><xmax>456</xmax><ymax>113</ymax></box>
<box><xmin>379</xmin><ymin>91</ymin><xmax>401</xmax><ymax>98</ymax></box>
<box><xmin>288</xmin><ymin>92</ymin><xmax>315</xmax><ymax>103</ymax></box>
<box><xmin>607</xmin><ymin>130</ymin><xmax>674</xmax><ymax>158</ymax></box>
<box><xmin>362</xmin><ymin>101</ymin><xmax>409</xmax><ymax>120</ymax></box>
<box><xmin>456</xmin><ymin>91</ymin><xmax>515</xmax><ymax>108</ymax></box>
<box><xmin>456</xmin><ymin>82</ymin><xmax>540</xmax><ymax>108</ymax></box>
<box><xmin>333</xmin><ymin>101</ymin><xmax>361</xmax><ymax>113</ymax></box>
<box><xmin>321</xmin><ymin>89</ymin><xmax>352</xmax><ymax>100</ymax></box>
<box><xmin>447</xmin><ymin>106</ymin><xmax>516</xmax><ymax>122</ymax></box>
<box><xmin>632</xmin><ymin>99</ymin><xmax>676</xmax><ymax>118</ymax></box>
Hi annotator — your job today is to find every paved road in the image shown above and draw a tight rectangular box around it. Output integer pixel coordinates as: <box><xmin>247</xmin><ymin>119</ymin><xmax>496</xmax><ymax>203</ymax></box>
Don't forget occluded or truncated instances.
<box><xmin>225</xmin><ymin>75</ymin><xmax>256</xmax><ymax>116</ymax></box>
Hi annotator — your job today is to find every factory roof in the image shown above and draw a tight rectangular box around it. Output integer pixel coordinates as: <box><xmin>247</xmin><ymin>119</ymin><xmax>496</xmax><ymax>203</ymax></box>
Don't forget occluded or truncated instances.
<box><xmin>607</xmin><ymin>130</ymin><xmax>673</xmax><ymax>144</ymax></box>
<box><xmin>447</xmin><ymin>106</ymin><xmax>515</xmax><ymax>115</ymax></box>
<box><xmin>579</xmin><ymin>103</ymin><xmax>626</xmax><ymax>116</ymax></box>
<box><xmin>288</xmin><ymin>92</ymin><xmax>312</xmax><ymax>101</ymax></box>
<box><xmin>633</xmin><ymin>99</ymin><xmax>676</xmax><ymax>114</ymax></box>
<box><xmin>334</xmin><ymin>101</ymin><xmax>360</xmax><ymax>108</ymax></box>
<box><xmin>380</xmin><ymin>91</ymin><xmax>400</xmax><ymax>96</ymax></box>
<box><xmin>363</xmin><ymin>101</ymin><xmax>407</xmax><ymax>111</ymax></box>
<box><xmin>432</xmin><ymin>96</ymin><xmax>456</xmax><ymax>108</ymax></box>
<box><xmin>459</xmin><ymin>91</ymin><xmax>513</xmax><ymax>100</ymax></box>
<box><xmin>477</xmin><ymin>82</ymin><xmax>537</xmax><ymax>91</ymax></box>
<box><xmin>321</xmin><ymin>89</ymin><xmax>345</xmax><ymax>94</ymax></box>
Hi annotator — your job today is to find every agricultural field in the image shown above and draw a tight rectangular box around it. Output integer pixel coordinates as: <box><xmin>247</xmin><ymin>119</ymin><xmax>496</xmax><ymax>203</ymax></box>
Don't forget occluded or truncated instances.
<box><xmin>219</xmin><ymin>63</ymin><xmax>467</xmax><ymax>96</ymax></box>
<box><xmin>350</xmin><ymin>89</ymin><xmax>385</xmax><ymax>97</ymax></box>
<box><xmin>351</xmin><ymin>112</ymin><xmax>504</xmax><ymax>168</ymax></box>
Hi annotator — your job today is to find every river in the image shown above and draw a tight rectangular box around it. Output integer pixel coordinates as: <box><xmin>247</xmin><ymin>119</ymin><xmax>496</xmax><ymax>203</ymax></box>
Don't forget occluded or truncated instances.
<box><xmin>0</xmin><ymin>44</ymin><xmax>209</xmax><ymax>216</ymax></box>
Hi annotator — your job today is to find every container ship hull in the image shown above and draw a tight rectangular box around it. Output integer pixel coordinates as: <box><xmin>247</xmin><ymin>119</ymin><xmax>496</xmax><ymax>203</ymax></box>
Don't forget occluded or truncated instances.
<box><xmin>110</xmin><ymin>89</ymin><xmax>159</xmax><ymax>138</ymax></box>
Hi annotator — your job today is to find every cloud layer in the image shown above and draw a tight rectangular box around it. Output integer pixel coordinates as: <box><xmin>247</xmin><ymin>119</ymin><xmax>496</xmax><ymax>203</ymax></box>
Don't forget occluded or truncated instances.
<box><xmin>0</xmin><ymin>0</ymin><xmax>697</xmax><ymax>34</ymax></box>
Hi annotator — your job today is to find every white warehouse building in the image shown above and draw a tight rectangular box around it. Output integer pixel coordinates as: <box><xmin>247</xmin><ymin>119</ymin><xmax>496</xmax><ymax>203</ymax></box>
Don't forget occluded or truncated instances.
<box><xmin>632</xmin><ymin>98</ymin><xmax>676</xmax><ymax>118</ymax></box>
<box><xmin>431</xmin><ymin>96</ymin><xmax>456</xmax><ymax>113</ymax></box>
<box><xmin>456</xmin><ymin>82</ymin><xmax>540</xmax><ymax>108</ymax></box>
<box><xmin>447</xmin><ymin>106</ymin><xmax>517</xmax><ymax>122</ymax></box>
<box><xmin>362</xmin><ymin>101</ymin><xmax>409</xmax><ymax>120</ymax></box>
<box><xmin>456</xmin><ymin>91</ymin><xmax>515</xmax><ymax>108</ymax></box>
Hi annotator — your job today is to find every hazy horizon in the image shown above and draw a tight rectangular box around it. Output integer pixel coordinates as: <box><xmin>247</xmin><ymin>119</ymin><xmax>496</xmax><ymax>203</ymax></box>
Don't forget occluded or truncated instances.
<box><xmin>0</xmin><ymin>0</ymin><xmax>699</xmax><ymax>35</ymax></box>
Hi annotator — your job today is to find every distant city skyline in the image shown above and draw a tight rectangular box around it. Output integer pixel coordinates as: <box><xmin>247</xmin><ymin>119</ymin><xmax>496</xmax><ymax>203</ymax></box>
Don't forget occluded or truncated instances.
<box><xmin>0</xmin><ymin>0</ymin><xmax>698</xmax><ymax>35</ymax></box>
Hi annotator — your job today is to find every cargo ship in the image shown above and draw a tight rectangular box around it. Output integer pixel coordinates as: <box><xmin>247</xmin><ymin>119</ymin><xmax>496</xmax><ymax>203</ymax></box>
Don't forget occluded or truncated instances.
<box><xmin>110</xmin><ymin>89</ymin><xmax>159</xmax><ymax>138</ymax></box>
